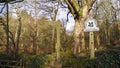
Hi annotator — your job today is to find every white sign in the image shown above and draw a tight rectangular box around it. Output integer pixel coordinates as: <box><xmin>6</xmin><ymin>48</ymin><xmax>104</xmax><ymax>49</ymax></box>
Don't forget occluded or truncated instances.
<box><xmin>84</xmin><ymin>18</ymin><xmax>99</xmax><ymax>32</ymax></box>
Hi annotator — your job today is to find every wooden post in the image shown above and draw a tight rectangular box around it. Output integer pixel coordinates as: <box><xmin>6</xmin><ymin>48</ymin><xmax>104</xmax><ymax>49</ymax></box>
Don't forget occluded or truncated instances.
<box><xmin>89</xmin><ymin>32</ymin><xmax>95</xmax><ymax>59</ymax></box>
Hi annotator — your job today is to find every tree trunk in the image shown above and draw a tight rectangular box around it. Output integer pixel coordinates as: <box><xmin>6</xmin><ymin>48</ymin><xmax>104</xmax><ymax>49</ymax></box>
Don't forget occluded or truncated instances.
<box><xmin>105</xmin><ymin>20</ymin><xmax>110</xmax><ymax>44</ymax></box>
<box><xmin>6</xmin><ymin>3</ymin><xmax>10</xmax><ymax>55</ymax></box>
<box><xmin>81</xmin><ymin>32</ymin><xmax>85</xmax><ymax>50</ymax></box>
<box><xmin>96</xmin><ymin>34</ymin><xmax>100</xmax><ymax>48</ymax></box>
<box><xmin>52</xmin><ymin>27</ymin><xmax>55</xmax><ymax>52</ymax></box>
<box><xmin>56</xmin><ymin>21</ymin><xmax>61</xmax><ymax>62</ymax></box>
<box><xmin>14</xmin><ymin>5</ymin><xmax>22</xmax><ymax>58</ymax></box>
<box><xmin>73</xmin><ymin>19</ymin><xmax>85</xmax><ymax>55</ymax></box>
<box><xmin>14</xmin><ymin>17</ymin><xmax>22</xmax><ymax>58</ymax></box>
<box><xmin>78</xmin><ymin>28</ymin><xmax>85</xmax><ymax>53</ymax></box>
<box><xmin>33</xmin><ymin>0</ymin><xmax>37</xmax><ymax>54</ymax></box>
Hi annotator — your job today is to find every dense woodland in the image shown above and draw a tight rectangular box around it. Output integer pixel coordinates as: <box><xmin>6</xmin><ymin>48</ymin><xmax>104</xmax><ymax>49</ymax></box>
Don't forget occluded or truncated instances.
<box><xmin>0</xmin><ymin>0</ymin><xmax>120</xmax><ymax>68</ymax></box>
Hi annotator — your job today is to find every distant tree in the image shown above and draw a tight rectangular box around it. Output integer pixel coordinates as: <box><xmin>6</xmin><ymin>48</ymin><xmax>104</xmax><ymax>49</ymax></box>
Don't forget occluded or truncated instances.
<box><xmin>0</xmin><ymin>18</ymin><xmax>6</xmax><ymax>48</ymax></box>
<box><xmin>14</xmin><ymin>4</ymin><xmax>22</xmax><ymax>57</ymax></box>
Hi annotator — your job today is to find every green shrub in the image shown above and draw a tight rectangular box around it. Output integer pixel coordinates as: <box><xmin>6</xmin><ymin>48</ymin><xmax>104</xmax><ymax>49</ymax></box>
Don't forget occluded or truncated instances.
<box><xmin>61</xmin><ymin>46</ymin><xmax>120</xmax><ymax>68</ymax></box>
<box><xmin>27</xmin><ymin>54</ymin><xmax>46</xmax><ymax>68</ymax></box>
<box><xmin>61</xmin><ymin>50</ymin><xmax>82</xmax><ymax>67</ymax></box>
<box><xmin>84</xmin><ymin>49</ymin><xmax>120</xmax><ymax>68</ymax></box>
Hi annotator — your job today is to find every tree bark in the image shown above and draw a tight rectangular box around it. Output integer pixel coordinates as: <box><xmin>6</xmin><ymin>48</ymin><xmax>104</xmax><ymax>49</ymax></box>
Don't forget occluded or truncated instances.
<box><xmin>81</xmin><ymin>32</ymin><xmax>85</xmax><ymax>50</ymax></box>
<box><xmin>15</xmin><ymin>17</ymin><xmax>22</xmax><ymax>58</ymax></box>
<box><xmin>96</xmin><ymin>34</ymin><xmax>100</xmax><ymax>47</ymax></box>
<box><xmin>73</xmin><ymin>18</ymin><xmax>85</xmax><ymax>55</ymax></box>
<box><xmin>52</xmin><ymin>25</ymin><xmax>55</xmax><ymax>52</ymax></box>
<box><xmin>6</xmin><ymin>3</ymin><xmax>10</xmax><ymax>55</ymax></box>
<box><xmin>33</xmin><ymin>0</ymin><xmax>37</xmax><ymax>54</ymax></box>
<box><xmin>56</xmin><ymin>21</ymin><xmax>61</xmax><ymax>62</ymax></box>
<box><xmin>14</xmin><ymin>5</ymin><xmax>22</xmax><ymax>58</ymax></box>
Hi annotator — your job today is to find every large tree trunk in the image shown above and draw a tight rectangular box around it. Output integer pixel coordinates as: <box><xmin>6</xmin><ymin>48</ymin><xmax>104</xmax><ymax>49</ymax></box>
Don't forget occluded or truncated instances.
<box><xmin>64</xmin><ymin>0</ymin><xmax>96</xmax><ymax>56</ymax></box>
<box><xmin>73</xmin><ymin>18</ymin><xmax>85</xmax><ymax>55</ymax></box>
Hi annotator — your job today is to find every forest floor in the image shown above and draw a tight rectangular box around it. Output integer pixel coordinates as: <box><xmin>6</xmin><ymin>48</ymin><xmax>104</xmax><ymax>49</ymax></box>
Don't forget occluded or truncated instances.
<box><xmin>0</xmin><ymin>43</ymin><xmax>120</xmax><ymax>68</ymax></box>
